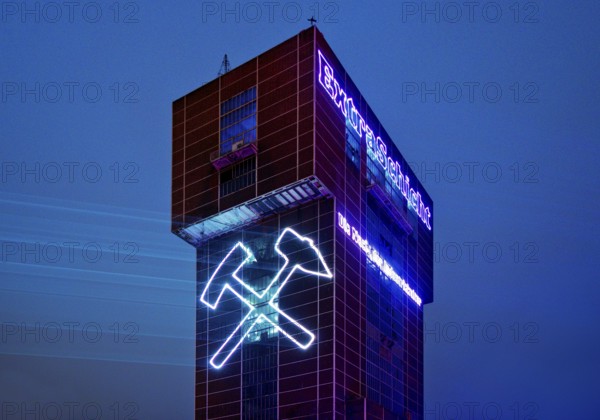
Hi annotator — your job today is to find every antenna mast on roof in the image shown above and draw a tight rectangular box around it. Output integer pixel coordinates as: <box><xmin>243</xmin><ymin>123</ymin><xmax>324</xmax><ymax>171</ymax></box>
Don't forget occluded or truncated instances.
<box><xmin>218</xmin><ymin>54</ymin><xmax>231</xmax><ymax>76</ymax></box>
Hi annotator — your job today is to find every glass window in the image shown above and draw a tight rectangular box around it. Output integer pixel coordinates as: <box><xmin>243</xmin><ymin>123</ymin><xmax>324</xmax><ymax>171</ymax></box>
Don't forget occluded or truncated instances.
<box><xmin>220</xmin><ymin>87</ymin><xmax>257</xmax><ymax>155</ymax></box>
<box><xmin>220</xmin><ymin>157</ymin><xmax>256</xmax><ymax>196</ymax></box>
<box><xmin>366</xmin><ymin>147</ymin><xmax>385</xmax><ymax>187</ymax></box>
<box><xmin>345</xmin><ymin>126</ymin><xmax>360</xmax><ymax>170</ymax></box>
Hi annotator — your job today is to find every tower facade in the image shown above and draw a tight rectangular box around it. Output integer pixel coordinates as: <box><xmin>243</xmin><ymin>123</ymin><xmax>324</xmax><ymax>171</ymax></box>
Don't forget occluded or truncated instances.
<box><xmin>172</xmin><ymin>27</ymin><xmax>434</xmax><ymax>419</ymax></box>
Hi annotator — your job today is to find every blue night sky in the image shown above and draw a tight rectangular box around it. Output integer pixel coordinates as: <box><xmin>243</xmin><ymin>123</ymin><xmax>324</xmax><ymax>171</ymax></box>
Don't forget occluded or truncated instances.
<box><xmin>1</xmin><ymin>1</ymin><xmax>599</xmax><ymax>418</ymax></box>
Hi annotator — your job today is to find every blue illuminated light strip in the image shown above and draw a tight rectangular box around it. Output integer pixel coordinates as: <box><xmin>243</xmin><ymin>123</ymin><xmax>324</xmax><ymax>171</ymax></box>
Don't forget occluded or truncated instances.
<box><xmin>337</xmin><ymin>212</ymin><xmax>422</xmax><ymax>306</ymax></box>
<box><xmin>200</xmin><ymin>228</ymin><xmax>333</xmax><ymax>369</ymax></box>
<box><xmin>318</xmin><ymin>50</ymin><xmax>432</xmax><ymax>231</ymax></box>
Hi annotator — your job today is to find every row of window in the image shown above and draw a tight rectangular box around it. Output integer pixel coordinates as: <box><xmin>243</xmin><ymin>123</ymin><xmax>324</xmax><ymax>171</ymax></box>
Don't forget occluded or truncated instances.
<box><xmin>346</xmin><ymin>125</ymin><xmax>361</xmax><ymax>169</ymax></box>
<box><xmin>220</xmin><ymin>87</ymin><xmax>258</xmax><ymax>156</ymax></box>
<box><xmin>221</xmin><ymin>86</ymin><xmax>256</xmax><ymax>115</ymax></box>
<box><xmin>221</xmin><ymin>101</ymin><xmax>256</xmax><ymax>129</ymax></box>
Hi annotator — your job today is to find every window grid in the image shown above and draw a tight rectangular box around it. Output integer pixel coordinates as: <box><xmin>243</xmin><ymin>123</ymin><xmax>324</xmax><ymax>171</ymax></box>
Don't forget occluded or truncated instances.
<box><xmin>220</xmin><ymin>87</ymin><xmax>257</xmax><ymax>155</ymax></box>
<box><xmin>366</xmin><ymin>149</ymin><xmax>409</xmax><ymax>219</ymax></box>
<box><xmin>220</xmin><ymin>158</ymin><xmax>256</xmax><ymax>197</ymax></box>
<box><xmin>345</xmin><ymin>126</ymin><xmax>360</xmax><ymax>170</ymax></box>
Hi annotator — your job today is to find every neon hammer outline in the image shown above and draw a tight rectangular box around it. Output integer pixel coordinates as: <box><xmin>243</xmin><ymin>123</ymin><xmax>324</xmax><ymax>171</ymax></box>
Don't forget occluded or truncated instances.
<box><xmin>200</xmin><ymin>227</ymin><xmax>333</xmax><ymax>369</ymax></box>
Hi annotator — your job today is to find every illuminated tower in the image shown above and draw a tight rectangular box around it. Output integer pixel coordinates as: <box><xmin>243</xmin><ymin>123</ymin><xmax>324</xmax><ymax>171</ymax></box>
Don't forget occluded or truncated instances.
<box><xmin>172</xmin><ymin>27</ymin><xmax>434</xmax><ymax>419</ymax></box>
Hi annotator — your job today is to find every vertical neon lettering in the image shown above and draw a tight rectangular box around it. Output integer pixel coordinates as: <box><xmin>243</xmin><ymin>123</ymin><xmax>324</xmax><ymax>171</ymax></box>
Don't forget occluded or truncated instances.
<box><xmin>376</xmin><ymin>137</ymin><xmax>388</xmax><ymax>170</ymax></box>
<box><xmin>318</xmin><ymin>50</ymin><xmax>335</xmax><ymax>99</ymax></box>
<box><xmin>318</xmin><ymin>50</ymin><xmax>432</xmax><ymax>231</ymax></box>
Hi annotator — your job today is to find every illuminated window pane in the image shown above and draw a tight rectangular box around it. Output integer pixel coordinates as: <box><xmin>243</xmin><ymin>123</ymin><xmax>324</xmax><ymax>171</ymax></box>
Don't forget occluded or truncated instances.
<box><xmin>220</xmin><ymin>87</ymin><xmax>257</xmax><ymax>155</ymax></box>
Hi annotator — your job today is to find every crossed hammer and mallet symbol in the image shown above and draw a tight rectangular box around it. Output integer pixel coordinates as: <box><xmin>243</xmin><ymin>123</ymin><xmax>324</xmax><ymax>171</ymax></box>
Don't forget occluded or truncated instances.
<box><xmin>200</xmin><ymin>228</ymin><xmax>333</xmax><ymax>369</ymax></box>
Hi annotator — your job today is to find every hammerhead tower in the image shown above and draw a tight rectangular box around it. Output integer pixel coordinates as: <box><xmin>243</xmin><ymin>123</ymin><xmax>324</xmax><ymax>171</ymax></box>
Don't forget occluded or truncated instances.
<box><xmin>172</xmin><ymin>27</ymin><xmax>434</xmax><ymax>419</ymax></box>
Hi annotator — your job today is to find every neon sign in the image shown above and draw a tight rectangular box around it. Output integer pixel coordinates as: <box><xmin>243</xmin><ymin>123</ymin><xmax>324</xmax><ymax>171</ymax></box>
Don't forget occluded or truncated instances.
<box><xmin>318</xmin><ymin>50</ymin><xmax>432</xmax><ymax>231</ymax></box>
<box><xmin>337</xmin><ymin>212</ymin><xmax>422</xmax><ymax>306</ymax></box>
<box><xmin>200</xmin><ymin>228</ymin><xmax>333</xmax><ymax>369</ymax></box>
